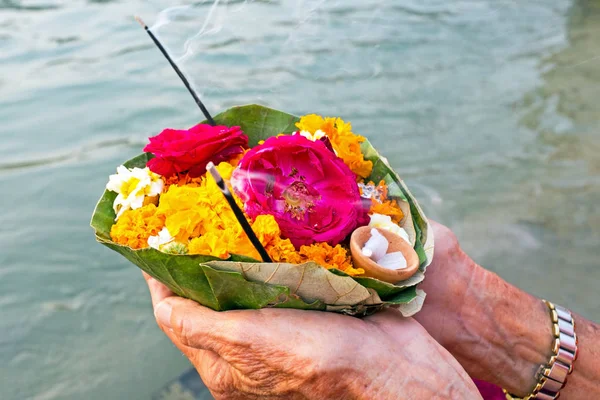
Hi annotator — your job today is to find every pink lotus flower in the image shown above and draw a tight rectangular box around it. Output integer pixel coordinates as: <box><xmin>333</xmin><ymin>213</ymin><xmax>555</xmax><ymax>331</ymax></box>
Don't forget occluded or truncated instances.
<box><xmin>231</xmin><ymin>135</ymin><xmax>368</xmax><ymax>247</ymax></box>
<box><xmin>144</xmin><ymin>124</ymin><xmax>248</xmax><ymax>177</ymax></box>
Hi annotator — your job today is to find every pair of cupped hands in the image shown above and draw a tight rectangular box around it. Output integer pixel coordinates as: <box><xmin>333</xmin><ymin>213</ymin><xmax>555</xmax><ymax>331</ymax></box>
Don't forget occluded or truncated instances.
<box><xmin>143</xmin><ymin>222</ymin><xmax>496</xmax><ymax>399</ymax></box>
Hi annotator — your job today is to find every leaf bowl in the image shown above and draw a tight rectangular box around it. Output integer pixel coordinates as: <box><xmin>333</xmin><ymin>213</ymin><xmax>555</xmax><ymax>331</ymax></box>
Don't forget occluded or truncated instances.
<box><xmin>91</xmin><ymin>105</ymin><xmax>434</xmax><ymax>317</ymax></box>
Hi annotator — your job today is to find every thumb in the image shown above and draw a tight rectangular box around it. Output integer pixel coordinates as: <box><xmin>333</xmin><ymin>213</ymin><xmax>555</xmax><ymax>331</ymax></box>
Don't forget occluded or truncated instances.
<box><xmin>154</xmin><ymin>297</ymin><xmax>250</xmax><ymax>355</ymax></box>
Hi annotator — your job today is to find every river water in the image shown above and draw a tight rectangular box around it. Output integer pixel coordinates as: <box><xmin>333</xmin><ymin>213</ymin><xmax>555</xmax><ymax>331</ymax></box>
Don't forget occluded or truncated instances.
<box><xmin>1</xmin><ymin>1</ymin><xmax>599</xmax><ymax>399</ymax></box>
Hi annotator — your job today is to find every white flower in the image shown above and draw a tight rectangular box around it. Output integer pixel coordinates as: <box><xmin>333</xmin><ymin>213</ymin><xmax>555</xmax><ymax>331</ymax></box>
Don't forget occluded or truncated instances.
<box><xmin>148</xmin><ymin>228</ymin><xmax>188</xmax><ymax>254</ymax></box>
<box><xmin>106</xmin><ymin>166</ymin><xmax>163</xmax><ymax>219</ymax></box>
<box><xmin>369</xmin><ymin>213</ymin><xmax>410</xmax><ymax>244</ymax></box>
<box><xmin>296</xmin><ymin>129</ymin><xmax>327</xmax><ymax>142</ymax></box>
<box><xmin>148</xmin><ymin>227</ymin><xmax>174</xmax><ymax>250</ymax></box>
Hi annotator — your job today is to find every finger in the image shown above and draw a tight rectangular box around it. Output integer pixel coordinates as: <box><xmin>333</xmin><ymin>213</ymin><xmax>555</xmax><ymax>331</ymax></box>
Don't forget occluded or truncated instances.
<box><xmin>142</xmin><ymin>272</ymin><xmax>175</xmax><ymax>308</ymax></box>
<box><xmin>167</xmin><ymin>330</ymin><xmax>226</xmax><ymax>379</ymax></box>
<box><xmin>154</xmin><ymin>296</ymin><xmax>251</xmax><ymax>355</ymax></box>
<box><xmin>158</xmin><ymin>321</ymin><xmax>230</xmax><ymax>391</ymax></box>
<box><xmin>366</xmin><ymin>307</ymin><xmax>413</xmax><ymax>330</ymax></box>
<box><xmin>161</xmin><ymin>318</ymin><xmax>221</xmax><ymax>362</ymax></box>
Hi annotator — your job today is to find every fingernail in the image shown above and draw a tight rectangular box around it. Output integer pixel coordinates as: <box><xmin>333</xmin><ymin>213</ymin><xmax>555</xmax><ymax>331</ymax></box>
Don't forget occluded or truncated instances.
<box><xmin>154</xmin><ymin>300</ymin><xmax>173</xmax><ymax>330</ymax></box>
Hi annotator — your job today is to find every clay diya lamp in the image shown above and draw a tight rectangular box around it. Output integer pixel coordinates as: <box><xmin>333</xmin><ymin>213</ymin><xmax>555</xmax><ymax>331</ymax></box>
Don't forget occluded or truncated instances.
<box><xmin>349</xmin><ymin>226</ymin><xmax>420</xmax><ymax>284</ymax></box>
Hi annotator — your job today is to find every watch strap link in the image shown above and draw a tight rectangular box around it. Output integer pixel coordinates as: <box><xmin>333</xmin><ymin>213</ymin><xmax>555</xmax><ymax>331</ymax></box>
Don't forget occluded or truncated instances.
<box><xmin>503</xmin><ymin>300</ymin><xmax>577</xmax><ymax>400</ymax></box>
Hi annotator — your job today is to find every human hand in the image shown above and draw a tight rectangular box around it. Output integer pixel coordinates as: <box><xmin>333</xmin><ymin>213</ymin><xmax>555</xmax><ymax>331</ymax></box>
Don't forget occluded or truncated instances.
<box><xmin>143</xmin><ymin>273</ymin><xmax>482</xmax><ymax>400</ymax></box>
<box><xmin>411</xmin><ymin>221</ymin><xmax>485</xmax><ymax>349</ymax></box>
<box><xmin>414</xmin><ymin>221</ymin><xmax>600</xmax><ymax>399</ymax></box>
<box><xmin>413</xmin><ymin>221</ymin><xmax>553</xmax><ymax>395</ymax></box>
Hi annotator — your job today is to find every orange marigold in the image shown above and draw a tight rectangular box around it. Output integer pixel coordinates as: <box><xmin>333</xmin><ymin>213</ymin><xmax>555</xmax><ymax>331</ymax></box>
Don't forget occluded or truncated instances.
<box><xmin>370</xmin><ymin>200</ymin><xmax>404</xmax><ymax>224</ymax></box>
<box><xmin>162</xmin><ymin>154</ymin><xmax>242</xmax><ymax>190</ymax></box>
<box><xmin>362</xmin><ymin>180</ymin><xmax>404</xmax><ymax>224</ymax></box>
<box><xmin>162</xmin><ymin>173</ymin><xmax>204</xmax><ymax>190</ymax></box>
<box><xmin>110</xmin><ymin>204</ymin><xmax>165</xmax><ymax>249</ymax></box>
<box><xmin>296</xmin><ymin>114</ymin><xmax>373</xmax><ymax>179</ymax></box>
<box><xmin>228</xmin><ymin>149</ymin><xmax>249</xmax><ymax>167</ymax></box>
<box><xmin>297</xmin><ymin>242</ymin><xmax>351</xmax><ymax>272</ymax></box>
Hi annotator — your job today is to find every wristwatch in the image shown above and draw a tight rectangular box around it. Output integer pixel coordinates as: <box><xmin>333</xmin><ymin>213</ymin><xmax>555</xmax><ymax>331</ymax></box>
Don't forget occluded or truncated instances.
<box><xmin>503</xmin><ymin>300</ymin><xmax>577</xmax><ymax>400</ymax></box>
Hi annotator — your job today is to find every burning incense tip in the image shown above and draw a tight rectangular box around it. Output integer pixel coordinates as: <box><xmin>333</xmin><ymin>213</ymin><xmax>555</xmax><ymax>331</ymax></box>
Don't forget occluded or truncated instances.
<box><xmin>134</xmin><ymin>16</ymin><xmax>147</xmax><ymax>29</ymax></box>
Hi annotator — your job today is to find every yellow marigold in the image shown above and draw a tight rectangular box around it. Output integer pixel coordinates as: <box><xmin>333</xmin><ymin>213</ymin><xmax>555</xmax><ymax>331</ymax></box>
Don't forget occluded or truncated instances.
<box><xmin>342</xmin><ymin>265</ymin><xmax>367</xmax><ymax>276</ymax></box>
<box><xmin>185</xmin><ymin>187</ymin><xmax>279</xmax><ymax>260</ymax></box>
<box><xmin>295</xmin><ymin>114</ymin><xmax>324</xmax><ymax>133</ymax></box>
<box><xmin>189</xmin><ymin>216</ymin><xmax>279</xmax><ymax>260</ymax></box>
<box><xmin>252</xmin><ymin>214</ymin><xmax>282</xmax><ymax>244</ymax></box>
<box><xmin>296</xmin><ymin>114</ymin><xmax>373</xmax><ymax>179</ymax></box>
<box><xmin>154</xmin><ymin>165</ymin><xmax>365</xmax><ymax>276</ymax></box>
<box><xmin>110</xmin><ymin>204</ymin><xmax>165</xmax><ymax>249</ymax></box>
<box><xmin>157</xmin><ymin>161</ymin><xmax>241</xmax><ymax>243</ymax></box>
<box><xmin>189</xmin><ymin>230</ymin><xmax>232</xmax><ymax>259</ymax></box>
<box><xmin>266</xmin><ymin>237</ymin><xmax>303</xmax><ymax>264</ymax></box>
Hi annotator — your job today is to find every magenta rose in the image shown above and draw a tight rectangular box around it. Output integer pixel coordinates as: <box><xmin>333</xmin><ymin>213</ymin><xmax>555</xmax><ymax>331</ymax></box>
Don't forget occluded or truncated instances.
<box><xmin>231</xmin><ymin>135</ymin><xmax>369</xmax><ymax>247</ymax></box>
<box><xmin>144</xmin><ymin>124</ymin><xmax>248</xmax><ymax>177</ymax></box>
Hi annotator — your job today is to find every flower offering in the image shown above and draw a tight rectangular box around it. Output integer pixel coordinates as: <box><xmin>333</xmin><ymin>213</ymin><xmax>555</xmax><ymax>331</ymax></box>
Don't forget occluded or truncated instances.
<box><xmin>91</xmin><ymin>105</ymin><xmax>433</xmax><ymax>316</ymax></box>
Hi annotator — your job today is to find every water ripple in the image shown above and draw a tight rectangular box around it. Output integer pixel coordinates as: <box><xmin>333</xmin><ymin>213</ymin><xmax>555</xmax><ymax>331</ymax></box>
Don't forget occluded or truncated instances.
<box><xmin>391</xmin><ymin>4</ymin><xmax>456</xmax><ymax>19</ymax></box>
<box><xmin>0</xmin><ymin>0</ymin><xmax>60</xmax><ymax>11</ymax></box>
<box><xmin>0</xmin><ymin>138</ymin><xmax>143</xmax><ymax>173</ymax></box>
<box><xmin>50</xmin><ymin>36</ymin><xmax>79</xmax><ymax>45</ymax></box>
<box><xmin>3</xmin><ymin>1</ymin><xmax>599</xmax><ymax>400</ymax></box>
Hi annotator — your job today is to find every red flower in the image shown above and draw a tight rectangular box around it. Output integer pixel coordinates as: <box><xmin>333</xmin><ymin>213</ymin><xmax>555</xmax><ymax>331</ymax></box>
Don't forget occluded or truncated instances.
<box><xmin>144</xmin><ymin>124</ymin><xmax>248</xmax><ymax>177</ymax></box>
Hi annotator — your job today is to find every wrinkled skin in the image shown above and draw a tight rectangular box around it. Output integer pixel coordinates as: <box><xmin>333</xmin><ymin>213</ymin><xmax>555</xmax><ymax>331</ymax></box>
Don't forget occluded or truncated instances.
<box><xmin>413</xmin><ymin>220</ymin><xmax>548</xmax><ymax>390</ymax></box>
<box><xmin>414</xmin><ymin>221</ymin><xmax>600</xmax><ymax>399</ymax></box>
<box><xmin>144</xmin><ymin>272</ymin><xmax>482</xmax><ymax>400</ymax></box>
<box><xmin>412</xmin><ymin>221</ymin><xmax>482</xmax><ymax>353</ymax></box>
<box><xmin>145</xmin><ymin>219</ymin><xmax>600</xmax><ymax>399</ymax></box>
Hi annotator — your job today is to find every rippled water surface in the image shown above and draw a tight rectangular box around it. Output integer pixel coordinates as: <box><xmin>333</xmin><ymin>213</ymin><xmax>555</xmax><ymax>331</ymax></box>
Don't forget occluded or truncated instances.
<box><xmin>1</xmin><ymin>0</ymin><xmax>599</xmax><ymax>399</ymax></box>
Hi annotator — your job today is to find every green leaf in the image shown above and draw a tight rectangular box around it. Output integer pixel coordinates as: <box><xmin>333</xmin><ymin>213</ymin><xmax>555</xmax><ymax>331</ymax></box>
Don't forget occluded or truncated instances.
<box><xmin>210</xmin><ymin>104</ymin><xmax>300</xmax><ymax>146</ymax></box>
<box><xmin>90</xmin><ymin>104</ymin><xmax>433</xmax><ymax>316</ymax></box>
<box><xmin>385</xmin><ymin>285</ymin><xmax>418</xmax><ymax>304</ymax></box>
<box><xmin>105</xmin><ymin>241</ymin><xmax>323</xmax><ymax>311</ymax></box>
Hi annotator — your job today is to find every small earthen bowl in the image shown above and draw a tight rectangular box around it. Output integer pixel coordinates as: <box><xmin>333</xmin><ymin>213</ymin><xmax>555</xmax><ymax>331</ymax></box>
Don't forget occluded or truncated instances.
<box><xmin>350</xmin><ymin>226</ymin><xmax>420</xmax><ymax>284</ymax></box>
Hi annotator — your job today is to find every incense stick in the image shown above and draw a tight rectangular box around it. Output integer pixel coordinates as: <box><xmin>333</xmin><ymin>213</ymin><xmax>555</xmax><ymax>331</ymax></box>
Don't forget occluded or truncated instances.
<box><xmin>206</xmin><ymin>162</ymin><xmax>272</xmax><ymax>263</ymax></box>
<box><xmin>135</xmin><ymin>16</ymin><xmax>216</xmax><ymax>126</ymax></box>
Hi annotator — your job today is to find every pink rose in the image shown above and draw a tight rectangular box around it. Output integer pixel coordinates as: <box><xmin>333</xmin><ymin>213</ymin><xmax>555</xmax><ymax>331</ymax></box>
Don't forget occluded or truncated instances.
<box><xmin>231</xmin><ymin>135</ymin><xmax>369</xmax><ymax>247</ymax></box>
<box><xmin>144</xmin><ymin>124</ymin><xmax>248</xmax><ymax>177</ymax></box>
